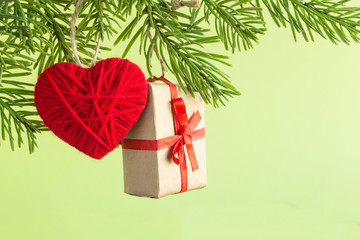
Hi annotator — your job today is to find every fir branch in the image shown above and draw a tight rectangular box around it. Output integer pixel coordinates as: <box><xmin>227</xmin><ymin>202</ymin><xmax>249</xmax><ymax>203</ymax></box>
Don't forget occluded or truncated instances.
<box><xmin>203</xmin><ymin>0</ymin><xmax>266</xmax><ymax>52</ymax></box>
<box><xmin>0</xmin><ymin>78</ymin><xmax>43</xmax><ymax>153</ymax></box>
<box><xmin>261</xmin><ymin>0</ymin><xmax>360</xmax><ymax>43</ymax></box>
<box><xmin>115</xmin><ymin>1</ymin><xmax>240</xmax><ymax>106</ymax></box>
<box><xmin>147</xmin><ymin>2</ymin><xmax>240</xmax><ymax>106</ymax></box>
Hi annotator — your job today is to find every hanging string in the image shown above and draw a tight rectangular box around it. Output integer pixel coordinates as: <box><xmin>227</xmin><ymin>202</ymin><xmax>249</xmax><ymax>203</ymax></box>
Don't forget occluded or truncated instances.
<box><xmin>147</xmin><ymin>25</ymin><xmax>166</xmax><ymax>77</ymax></box>
<box><xmin>147</xmin><ymin>0</ymin><xmax>200</xmax><ymax>77</ymax></box>
<box><xmin>70</xmin><ymin>0</ymin><xmax>102</xmax><ymax>67</ymax></box>
<box><xmin>71</xmin><ymin>0</ymin><xmax>199</xmax><ymax>69</ymax></box>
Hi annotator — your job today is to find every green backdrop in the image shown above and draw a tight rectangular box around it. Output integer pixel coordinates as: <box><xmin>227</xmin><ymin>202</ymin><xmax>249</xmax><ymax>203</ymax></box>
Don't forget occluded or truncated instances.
<box><xmin>2</xmin><ymin>20</ymin><xmax>360</xmax><ymax>240</ymax></box>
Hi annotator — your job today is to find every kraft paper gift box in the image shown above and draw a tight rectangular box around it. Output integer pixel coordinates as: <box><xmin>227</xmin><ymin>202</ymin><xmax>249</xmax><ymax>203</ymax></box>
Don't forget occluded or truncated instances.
<box><xmin>121</xmin><ymin>78</ymin><xmax>207</xmax><ymax>198</ymax></box>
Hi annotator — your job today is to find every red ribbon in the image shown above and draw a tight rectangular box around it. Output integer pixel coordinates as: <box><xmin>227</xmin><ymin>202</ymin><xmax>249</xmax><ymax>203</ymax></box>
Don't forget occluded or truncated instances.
<box><xmin>122</xmin><ymin>76</ymin><xmax>205</xmax><ymax>193</ymax></box>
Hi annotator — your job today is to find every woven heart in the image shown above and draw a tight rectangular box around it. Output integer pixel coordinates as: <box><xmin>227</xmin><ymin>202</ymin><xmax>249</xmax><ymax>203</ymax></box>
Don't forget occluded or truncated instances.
<box><xmin>35</xmin><ymin>58</ymin><xmax>148</xmax><ymax>159</ymax></box>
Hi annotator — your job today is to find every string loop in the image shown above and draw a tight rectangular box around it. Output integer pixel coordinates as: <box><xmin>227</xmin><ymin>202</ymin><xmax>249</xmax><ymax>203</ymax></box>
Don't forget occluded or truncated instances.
<box><xmin>70</xmin><ymin>0</ymin><xmax>101</xmax><ymax>67</ymax></box>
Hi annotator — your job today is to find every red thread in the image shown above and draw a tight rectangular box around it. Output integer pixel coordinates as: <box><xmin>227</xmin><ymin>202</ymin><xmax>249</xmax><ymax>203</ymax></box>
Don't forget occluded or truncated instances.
<box><xmin>35</xmin><ymin>58</ymin><xmax>148</xmax><ymax>159</ymax></box>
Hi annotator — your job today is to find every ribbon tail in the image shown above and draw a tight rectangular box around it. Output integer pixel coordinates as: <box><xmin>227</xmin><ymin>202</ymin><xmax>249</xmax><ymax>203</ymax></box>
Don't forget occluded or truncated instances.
<box><xmin>184</xmin><ymin>135</ymin><xmax>199</xmax><ymax>171</ymax></box>
<box><xmin>188</xmin><ymin>110</ymin><xmax>202</xmax><ymax>132</ymax></box>
<box><xmin>174</xmin><ymin>139</ymin><xmax>188</xmax><ymax>193</ymax></box>
<box><xmin>179</xmin><ymin>159</ymin><xmax>188</xmax><ymax>193</ymax></box>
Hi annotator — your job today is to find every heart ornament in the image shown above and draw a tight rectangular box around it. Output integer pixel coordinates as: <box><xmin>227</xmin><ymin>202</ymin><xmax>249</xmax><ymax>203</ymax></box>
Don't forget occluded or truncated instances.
<box><xmin>35</xmin><ymin>58</ymin><xmax>148</xmax><ymax>159</ymax></box>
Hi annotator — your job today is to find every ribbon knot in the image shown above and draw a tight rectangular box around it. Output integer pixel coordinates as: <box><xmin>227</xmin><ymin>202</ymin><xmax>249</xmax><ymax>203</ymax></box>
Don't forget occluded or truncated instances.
<box><xmin>171</xmin><ymin>97</ymin><xmax>200</xmax><ymax>172</ymax></box>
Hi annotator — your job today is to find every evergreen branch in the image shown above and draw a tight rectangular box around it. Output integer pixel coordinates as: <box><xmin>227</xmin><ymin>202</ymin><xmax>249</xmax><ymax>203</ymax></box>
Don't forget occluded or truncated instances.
<box><xmin>261</xmin><ymin>0</ymin><xmax>360</xmax><ymax>43</ymax></box>
<box><xmin>203</xmin><ymin>0</ymin><xmax>266</xmax><ymax>52</ymax></box>
<box><xmin>0</xmin><ymin>79</ymin><xmax>43</xmax><ymax>153</ymax></box>
<box><xmin>115</xmin><ymin>2</ymin><xmax>240</xmax><ymax>106</ymax></box>
<box><xmin>147</xmin><ymin>3</ymin><xmax>240</xmax><ymax>106</ymax></box>
<box><xmin>77</xmin><ymin>0</ymin><xmax>124</xmax><ymax>42</ymax></box>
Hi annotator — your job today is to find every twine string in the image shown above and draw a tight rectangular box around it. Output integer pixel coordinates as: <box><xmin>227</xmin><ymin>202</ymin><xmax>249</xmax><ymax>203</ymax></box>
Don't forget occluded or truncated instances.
<box><xmin>71</xmin><ymin>0</ymin><xmax>101</xmax><ymax>67</ymax></box>
<box><xmin>71</xmin><ymin>0</ymin><xmax>198</xmax><ymax>68</ymax></box>
<box><xmin>147</xmin><ymin>0</ymin><xmax>199</xmax><ymax>77</ymax></box>
<box><xmin>169</xmin><ymin>0</ymin><xmax>200</xmax><ymax>10</ymax></box>
<box><xmin>147</xmin><ymin>25</ymin><xmax>166</xmax><ymax>77</ymax></box>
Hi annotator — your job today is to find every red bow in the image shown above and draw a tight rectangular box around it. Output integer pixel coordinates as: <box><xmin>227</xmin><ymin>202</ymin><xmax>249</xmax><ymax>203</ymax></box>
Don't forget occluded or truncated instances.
<box><xmin>171</xmin><ymin>97</ymin><xmax>200</xmax><ymax>171</ymax></box>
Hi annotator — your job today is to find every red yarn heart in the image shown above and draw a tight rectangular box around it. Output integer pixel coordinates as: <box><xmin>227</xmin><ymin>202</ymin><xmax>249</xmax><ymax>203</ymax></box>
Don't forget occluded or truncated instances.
<box><xmin>35</xmin><ymin>58</ymin><xmax>148</xmax><ymax>159</ymax></box>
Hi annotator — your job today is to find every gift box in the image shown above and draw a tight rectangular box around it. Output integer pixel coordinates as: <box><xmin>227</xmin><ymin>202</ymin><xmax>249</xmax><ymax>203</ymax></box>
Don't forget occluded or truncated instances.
<box><xmin>121</xmin><ymin>77</ymin><xmax>207</xmax><ymax>198</ymax></box>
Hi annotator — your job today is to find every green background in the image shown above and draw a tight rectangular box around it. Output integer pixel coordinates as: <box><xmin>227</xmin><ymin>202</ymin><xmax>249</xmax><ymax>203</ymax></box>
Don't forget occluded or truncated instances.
<box><xmin>2</xmin><ymin>20</ymin><xmax>360</xmax><ymax>240</ymax></box>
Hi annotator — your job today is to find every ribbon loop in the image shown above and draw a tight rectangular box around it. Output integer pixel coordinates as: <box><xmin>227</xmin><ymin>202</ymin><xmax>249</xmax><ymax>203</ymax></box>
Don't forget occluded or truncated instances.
<box><xmin>172</xmin><ymin>138</ymin><xmax>184</xmax><ymax>165</ymax></box>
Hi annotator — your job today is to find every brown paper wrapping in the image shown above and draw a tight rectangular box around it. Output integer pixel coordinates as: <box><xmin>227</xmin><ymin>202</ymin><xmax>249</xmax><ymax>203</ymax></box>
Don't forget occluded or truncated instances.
<box><xmin>122</xmin><ymin>82</ymin><xmax>207</xmax><ymax>198</ymax></box>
